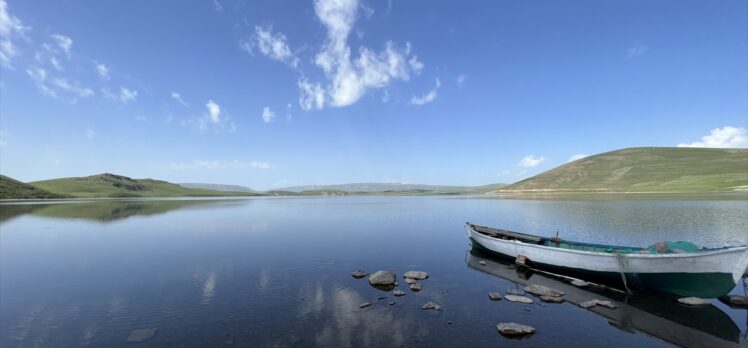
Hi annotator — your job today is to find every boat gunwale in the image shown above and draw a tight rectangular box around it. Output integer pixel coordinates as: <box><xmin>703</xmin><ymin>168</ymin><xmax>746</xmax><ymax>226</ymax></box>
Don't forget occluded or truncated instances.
<box><xmin>466</xmin><ymin>222</ymin><xmax>748</xmax><ymax>259</ymax></box>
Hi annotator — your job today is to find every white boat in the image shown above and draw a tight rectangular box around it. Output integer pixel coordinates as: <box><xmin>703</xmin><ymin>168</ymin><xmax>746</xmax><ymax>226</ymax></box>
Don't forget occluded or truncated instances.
<box><xmin>466</xmin><ymin>222</ymin><xmax>748</xmax><ymax>298</ymax></box>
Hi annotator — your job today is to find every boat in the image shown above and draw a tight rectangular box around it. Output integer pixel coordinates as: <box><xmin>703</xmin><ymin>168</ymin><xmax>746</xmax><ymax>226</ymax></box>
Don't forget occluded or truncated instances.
<box><xmin>465</xmin><ymin>222</ymin><xmax>748</xmax><ymax>298</ymax></box>
<box><xmin>465</xmin><ymin>249</ymin><xmax>748</xmax><ymax>348</ymax></box>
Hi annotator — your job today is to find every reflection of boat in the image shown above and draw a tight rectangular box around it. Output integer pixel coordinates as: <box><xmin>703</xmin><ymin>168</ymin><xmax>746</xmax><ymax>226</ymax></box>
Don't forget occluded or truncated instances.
<box><xmin>466</xmin><ymin>248</ymin><xmax>748</xmax><ymax>348</ymax></box>
<box><xmin>466</xmin><ymin>222</ymin><xmax>748</xmax><ymax>298</ymax></box>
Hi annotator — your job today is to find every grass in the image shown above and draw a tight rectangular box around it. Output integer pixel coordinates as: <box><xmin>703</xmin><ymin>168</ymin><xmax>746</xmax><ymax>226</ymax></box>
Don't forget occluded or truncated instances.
<box><xmin>500</xmin><ymin>147</ymin><xmax>748</xmax><ymax>193</ymax></box>
<box><xmin>30</xmin><ymin>173</ymin><xmax>259</xmax><ymax>198</ymax></box>
<box><xmin>0</xmin><ymin>175</ymin><xmax>69</xmax><ymax>199</ymax></box>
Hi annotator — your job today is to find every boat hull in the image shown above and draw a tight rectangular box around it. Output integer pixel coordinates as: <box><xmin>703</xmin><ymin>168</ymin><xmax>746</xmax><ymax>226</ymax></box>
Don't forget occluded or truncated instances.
<box><xmin>467</xmin><ymin>223</ymin><xmax>748</xmax><ymax>298</ymax></box>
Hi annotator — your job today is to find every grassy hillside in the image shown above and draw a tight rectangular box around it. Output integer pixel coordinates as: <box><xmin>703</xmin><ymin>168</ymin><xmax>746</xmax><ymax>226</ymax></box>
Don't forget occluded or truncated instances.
<box><xmin>273</xmin><ymin>183</ymin><xmax>506</xmax><ymax>195</ymax></box>
<box><xmin>500</xmin><ymin>147</ymin><xmax>748</xmax><ymax>193</ymax></box>
<box><xmin>179</xmin><ymin>183</ymin><xmax>256</xmax><ymax>192</ymax></box>
<box><xmin>31</xmin><ymin>173</ymin><xmax>258</xmax><ymax>198</ymax></box>
<box><xmin>0</xmin><ymin>175</ymin><xmax>68</xmax><ymax>199</ymax></box>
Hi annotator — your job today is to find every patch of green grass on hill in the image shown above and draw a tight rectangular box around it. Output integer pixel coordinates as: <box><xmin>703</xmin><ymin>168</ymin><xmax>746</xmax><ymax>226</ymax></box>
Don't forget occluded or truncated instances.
<box><xmin>500</xmin><ymin>147</ymin><xmax>748</xmax><ymax>193</ymax></box>
<box><xmin>0</xmin><ymin>175</ymin><xmax>68</xmax><ymax>199</ymax></box>
<box><xmin>31</xmin><ymin>173</ymin><xmax>258</xmax><ymax>198</ymax></box>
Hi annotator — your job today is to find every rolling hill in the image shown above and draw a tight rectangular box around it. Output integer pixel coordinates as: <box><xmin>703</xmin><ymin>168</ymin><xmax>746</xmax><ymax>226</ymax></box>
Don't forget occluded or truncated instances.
<box><xmin>274</xmin><ymin>183</ymin><xmax>506</xmax><ymax>195</ymax></box>
<box><xmin>30</xmin><ymin>173</ymin><xmax>258</xmax><ymax>198</ymax></box>
<box><xmin>179</xmin><ymin>183</ymin><xmax>256</xmax><ymax>193</ymax></box>
<box><xmin>500</xmin><ymin>147</ymin><xmax>748</xmax><ymax>193</ymax></box>
<box><xmin>0</xmin><ymin>175</ymin><xmax>68</xmax><ymax>199</ymax></box>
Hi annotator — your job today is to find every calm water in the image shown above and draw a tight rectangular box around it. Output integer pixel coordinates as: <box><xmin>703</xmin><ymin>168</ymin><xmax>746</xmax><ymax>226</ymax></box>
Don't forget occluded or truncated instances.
<box><xmin>1</xmin><ymin>196</ymin><xmax>747</xmax><ymax>347</ymax></box>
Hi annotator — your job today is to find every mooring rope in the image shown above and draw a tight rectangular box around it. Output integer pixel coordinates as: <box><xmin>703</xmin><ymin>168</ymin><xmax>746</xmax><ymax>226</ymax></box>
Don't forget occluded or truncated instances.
<box><xmin>615</xmin><ymin>251</ymin><xmax>633</xmax><ymax>294</ymax></box>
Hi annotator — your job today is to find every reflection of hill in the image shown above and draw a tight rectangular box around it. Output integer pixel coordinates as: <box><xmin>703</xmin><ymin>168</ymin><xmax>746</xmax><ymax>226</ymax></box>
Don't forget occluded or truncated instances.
<box><xmin>466</xmin><ymin>248</ymin><xmax>746</xmax><ymax>348</ymax></box>
<box><xmin>0</xmin><ymin>199</ymin><xmax>239</xmax><ymax>224</ymax></box>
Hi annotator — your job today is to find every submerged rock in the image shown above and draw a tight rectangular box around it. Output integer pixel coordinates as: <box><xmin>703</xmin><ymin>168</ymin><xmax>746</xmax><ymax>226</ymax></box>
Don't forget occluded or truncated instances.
<box><xmin>478</xmin><ymin>260</ymin><xmax>487</xmax><ymax>266</ymax></box>
<box><xmin>678</xmin><ymin>297</ymin><xmax>710</xmax><ymax>306</ymax></box>
<box><xmin>540</xmin><ymin>295</ymin><xmax>564</xmax><ymax>303</ymax></box>
<box><xmin>404</xmin><ymin>271</ymin><xmax>429</xmax><ymax>280</ymax></box>
<box><xmin>496</xmin><ymin>323</ymin><xmax>536</xmax><ymax>336</ymax></box>
<box><xmin>359</xmin><ymin>302</ymin><xmax>372</xmax><ymax>309</ymax></box>
<box><xmin>393</xmin><ymin>290</ymin><xmax>406</xmax><ymax>297</ymax></box>
<box><xmin>404</xmin><ymin>277</ymin><xmax>418</xmax><ymax>284</ymax></box>
<box><xmin>506</xmin><ymin>288</ymin><xmax>525</xmax><ymax>296</ymax></box>
<box><xmin>488</xmin><ymin>292</ymin><xmax>502</xmax><ymax>301</ymax></box>
<box><xmin>126</xmin><ymin>328</ymin><xmax>158</xmax><ymax>343</ymax></box>
<box><xmin>719</xmin><ymin>295</ymin><xmax>748</xmax><ymax>308</ymax></box>
<box><xmin>571</xmin><ymin>279</ymin><xmax>588</xmax><ymax>287</ymax></box>
<box><xmin>524</xmin><ymin>284</ymin><xmax>565</xmax><ymax>297</ymax></box>
<box><xmin>368</xmin><ymin>271</ymin><xmax>397</xmax><ymax>286</ymax></box>
<box><xmin>422</xmin><ymin>301</ymin><xmax>442</xmax><ymax>310</ymax></box>
<box><xmin>409</xmin><ymin>283</ymin><xmax>423</xmax><ymax>292</ymax></box>
<box><xmin>351</xmin><ymin>270</ymin><xmax>369</xmax><ymax>278</ymax></box>
<box><xmin>377</xmin><ymin>296</ymin><xmax>387</xmax><ymax>301</ymax></box>
<box><xmin>389</xmin><ymin>301</ymin><xmax>396</xmax><ymax>305</ymax></box>
<box><xmin>504</xmin><ymin>295</ymin><xmax>533</xmax><ymax>304</ymax></box>
<box><xmin>579</xmin><ymin>299</ymin><xmax>617</xmax><ymax>309</ymax></box>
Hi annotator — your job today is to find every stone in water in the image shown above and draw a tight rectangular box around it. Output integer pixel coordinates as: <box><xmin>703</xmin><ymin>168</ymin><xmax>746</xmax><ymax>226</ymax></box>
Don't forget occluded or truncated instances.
<box><xmin>368</xmin><ymin>271</ymin><xmax>396</xmax><ymax>286</ymax></box>
<box><xmin>496</xmin><ymin>323</ymin><xmax>536</xmax><ymax>336</ymax></box>
<box><xmin>393</xmin><ymin>290</ymin><xmax>406</xmax><ymax>297</ymax></box>
<box><xmin>359</xmin><ymin>302</ymin><xmax>372</xmax><ymax>308</ymax></box>
<box><xmin>404</xmin><ymin>277</ymin><xmax>417</xmax><ymax>284</ymax></box>
<box><xmin>488</xmin><ymin>292</ymin><xmax>502</xmax><ymax>301</ymax></box>
<box><xmin>524</xmin><ymin>284</ymin><xmax>565</xmax><ymax>297</ymax></box>
<box><xmin>126</xmin><ymin>328</ymin><xmax>157</xmax><ymax>343</ymax></box>
<box><xmin>571</xmin><ymin>279</ymin><xmax>588</xmax><ymax>287</ymax></box>
<box><xmin>478</xmin><ymin>260</ymin><xmax>487</xmax><ymax>266</ymax></box>
<box><xmin>351</xmin><ymin>270</ymin><xmax>369</xmax><ymax>278</ymax></box>
<box><xmin>410</xmin><ymin>283</ymin><xmax>423</xmax><ymax>292</ymax></box>
<box><xmin>404</xmin><ymin>271</ymin><xmax>429</xmax><ymax>280</ymax></box>
<box><xmin>678</xmin><ymin>297</ymin><xmax>710</xmax><ymax>306</ymax></box>
<box><xmin>540</xmin><ymin>295</ymin><xmax>564</xmax><ymax>303</ymax></box>
<box><xmin>422</xmin><ymin>301</ymin><xmax>442</xmax><ymax>310</ymax></box>
<box><xmin>504</xmin><ymin>294</ymin><xmax>533</xmax><ymax>304</ymax></box>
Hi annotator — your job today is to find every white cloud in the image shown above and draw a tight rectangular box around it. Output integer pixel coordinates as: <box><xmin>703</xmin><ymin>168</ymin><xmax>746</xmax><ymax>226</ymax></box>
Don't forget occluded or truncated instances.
<box><xmin>410</xmin><ymin>78</ymin><xmax>440</xmax><ymax>105</ymax></box>
<box><xmin>169</xmin><ymin>160</ymin><xmax>271</xmax><ymax>171</ymax></box>
<box><xmin>627</xmin><ymin>44</ymin><xmax>647</xmax><ymax>58</ymax></box>
<box><xmin>518</xmin><ymin>155</ymin><xmax>545</xmax><ymax>168</ymax></box>
<box><xmin>0</xmin><ymin>0</ymin><xmax>29</xmax><ymax>68</ymax></box>
<box><xmin>50</xmin><ymin>56</ymin><xmax>62</xmax><ymax>71</ymax></box>
<box><xmin>94</xmin><ymin>61</ymin><xmax>109</xmax><ymax>80</ymax></box>
<box><xmin>678</xmin><ymin>126</ymin><xmax>748</xmax><ymax>148</ymax></box>
<box><xmin>171</xmin><ymin>91</ymin><xmax>188</xmax><ymax>106</ymax></box>
<box><xmin>298</xmin><ymin>77</ymin><xmax>325</xmax><ymax>110</ymax></box>
<box><xmin>26</xmin><ymin>66</ymin><xmax>55</xmax><ymax>96</ymax></box>
<box><xmin>262</xmin><ymin>106</ymin><xmax>275</xmax><ymax>123</ymax></box>
<box><xmin>568</xmin><ymin>154</ymin><xmax>588</xmax><ymax>162</ymax></box>
<box><xmin>457</xmin><ymin>73</ymin><xmax>466</xmax><ymax>87</ymax></box>
<box><xmin>360</xmin><ymin>2</ymin><xmax>375</xmax><ymax>18</ymax></box>
<box><xmin>50</xmin><ymin>34</ymin><xmax>73</xmax><ymax>59</ymax></box>
<box><xmin>119</xmin><ymin>87</ymin><xmax>137</xmax><ymax>103</ymax></box>
<box><xmin>51</xmin><ymin>77</ymin><xmax>94</xmax><ymax>98</ymax></box>
<box><xmin>243</xmin><ymin>25</ymin><xmax>298</xmax><ymax>68</ymax></box>
<box><xmin>212</xmin><ymin>0</ymin><xmax>223</xmax><ymax>12</ymax></box>
<box><xmin>206</xmin><ymin>100</ymin><xmax>221</xmax><ymax>122</ymax></box>
<box><xmin>85</xmin><ymin>128</ymin><xmax>94</xmax><ymax>139</ymax></box>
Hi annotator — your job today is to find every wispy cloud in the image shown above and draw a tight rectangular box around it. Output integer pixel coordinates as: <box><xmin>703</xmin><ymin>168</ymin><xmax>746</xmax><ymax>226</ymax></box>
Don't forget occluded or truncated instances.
<box><xmin>119</xmin><ymin>87</ymin><xmax>137</xmax><ymax>103</ymax></box>
<box><xmin>170</xmin><ymin>91</ymin><xmax>188</xmax><ymax>107</ymax></box>
<box><xmin>262</xmin><ymin>106</ymin><xmax>275</xmax><ymax>123</ymax></box>
<box><xmin>0</xmin><ymin>0</ymin><xmax>30</xmax><ymax>68</ymax></box>
<box><xmin>169</xmin><ymin>160</ymin><xmax>271</xmax><ymax>171</ymax></box>
<box><xmin>94</xmin><ymin>61</ymin><xmax>109</xmax><ymax>80</ymax></box>
<box><xmin>456</xmin><ymin>74</ymin><xmax>466</xmax><ymax>87</ymax></box>
<box><xmin>627</xmin><ymin>44</ymin><xmax>648</xmax><ymax>58</ymax></box>
<box><xmin>410</xmin><ymin>78</ymin><xmax>440</xmax><ymax>105</ymax></box>
<box><xmin>678</xmin><ymin>126</ymin><xmax>747</xmax><ymax>148</ymax></box>
<box><xmin>51</xmin><ymin>77</ymin><xmax>94</xmax><ymax>99</ymax></box>
<box><xmin>242</xmin><ymin>25</ymin><xmax>298</xmax><ymax>68</ymax></box>
<box><xmin>50</xmin><ymin>34</ymin><xmax>73</xmax><ymax>59</ymax></box>
<box><xmin>518</xmin><ymin>155</ymin><xmax>545</xmax><ymax>168</ymax></box>
<box><xmin>568</xmin><ymin>154</ymin><xmax>588</xmax><ymax>162</ymax></box>
<box><xmin>212</xmin><ymin>0</ymin><xmax>223</xmax><ymax>12</ymax></box>
<box><xmin>85</xmin><ymin>128</ymin><xmax>94</xmax><ymax>139</ymax></box>
<box><xmin>183</xmin><ymin>99</ymin><xmax>236</xmax><ymax>132</ymax></box>
<box><xmin>206</xmin><ymin>100</ymin><xmax>221</xmax><ymax>122</ymax></box>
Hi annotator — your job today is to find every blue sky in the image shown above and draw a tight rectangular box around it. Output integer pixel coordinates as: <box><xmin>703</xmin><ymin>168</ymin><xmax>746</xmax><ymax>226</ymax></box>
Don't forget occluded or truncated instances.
<box><xmin>0</xmin><ymin>0</ymin><xmax>746</xmax><ymax>190</ymax></box>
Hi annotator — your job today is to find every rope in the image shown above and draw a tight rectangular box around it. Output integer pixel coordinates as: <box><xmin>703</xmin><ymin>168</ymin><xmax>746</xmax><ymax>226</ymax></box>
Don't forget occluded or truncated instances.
<box><xmin>615</xmin><ymin>251</ymin><xmax>633</xmax><ymax>294</ymax></box>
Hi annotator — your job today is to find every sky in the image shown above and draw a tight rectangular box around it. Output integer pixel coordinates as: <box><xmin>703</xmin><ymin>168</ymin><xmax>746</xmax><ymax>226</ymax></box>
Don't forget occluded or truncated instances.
<box><xmin>0</xmin><ymin>0</ymin><xmax>746</xmax><ymax>190</ymax></box>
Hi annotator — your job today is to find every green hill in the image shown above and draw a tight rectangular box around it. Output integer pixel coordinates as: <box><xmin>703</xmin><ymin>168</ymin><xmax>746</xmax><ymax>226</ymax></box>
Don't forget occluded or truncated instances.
<box><xmin>500</xmin><ymin>147</ymin><xmax>748</xmax><ymax>193</ymax></box>
<box><xmin>0</xmin><ymin>175</ymin><xmax>68</xmax><ymax>199</ymax></box>
<box><xmin>31</xmin><ymin>173</ymin><xmax>258</xmax><ymax>198</ymax></box>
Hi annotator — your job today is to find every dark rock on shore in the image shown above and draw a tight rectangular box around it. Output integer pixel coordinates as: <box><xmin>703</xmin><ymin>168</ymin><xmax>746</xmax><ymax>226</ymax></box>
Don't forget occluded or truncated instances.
<box><xmin>719</xmin><ymin>295</ymin><xmax>748</xmax><ymax>308</ymax></box>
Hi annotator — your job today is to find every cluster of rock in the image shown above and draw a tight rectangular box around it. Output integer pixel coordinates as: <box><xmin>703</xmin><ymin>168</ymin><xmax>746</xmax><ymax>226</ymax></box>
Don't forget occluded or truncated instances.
<box><xmin>351</xmin><ymin>269</ymin><xmax>442</xmax><ymax>312</ymax></box>
<box><xmin>579</xmin><ymin>299</ymin><xmax>617</xmax><ymax>309</ymax></box>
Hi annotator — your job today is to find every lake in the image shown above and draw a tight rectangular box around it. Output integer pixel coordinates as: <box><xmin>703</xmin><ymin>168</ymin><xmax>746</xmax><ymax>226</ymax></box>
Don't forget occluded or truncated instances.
<box><xmin>1</xmin><ymin>196</ymin><xmax>746</xmax><ymax>347</ymax></box>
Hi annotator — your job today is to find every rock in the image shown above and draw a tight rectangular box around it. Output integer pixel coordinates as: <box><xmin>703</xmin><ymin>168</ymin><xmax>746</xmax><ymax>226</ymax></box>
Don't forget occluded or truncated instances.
<box><xmin>393</xmin><ymin>290</ymin><xmax>406</xmax><ymax>297</ymax></box>
<box><xmin>389</xmin><ymin>301</ymin><xmax>396</xmax><ymax>306</ymax></box>
<box><xmin>447</xmin><ymin>321</ymin><xmax>453</xmax><ymax>325</ymax></box>
<box><xmin>351</xmin><ymin>270</ymin><xmax>369</xmax><ymax>278</ymax></box>
<box><xmin>506</xmin><ymin>288</ymin><xmax>525</xmax><ymax>296</ymax></box>
<box><xmin>478</xmin><ymin>260</ymin><xmax>487</xmax><ymax>266</ymax></box>
<box><xmin>579</xmin><ymin>299</ymin><xmax>617</xmax><ymax>309</ymax></box>
<box><xmin>404</xmin><ymin>271</ymin><xmax>429</xmax><ymax>280</ymax></box>
<box><xmin>421</xmin><ymin>301</ymin><xmax>442</xmax><ymax>310</ymax></box>
<box><xmin>524</xmin><ymin>284</ymin><xmax>565</xmax><ymax>297</ymax></box>
<box><xmin>504</xmin><ymin>294</ymin><xmax>533</xmax><ymax>304</ymax></box>
<box><xmin>404</xmin><ymin>277</ymin><xmax>418</xmax><ymax>284</ymax></box>
<box><xmin>126</xmin><ymin>328</ymin><xmax>158</xmax><ymax>343</ymax></box>
<box><xmin>719</xmin><ymin>295</ymin><xmax>748</xmax><ymax>308</ymax></box>
<box><xmin>496</xmin><ymin>323</ymin><xmax>536</xmax><ymax>336</ymax></box>
<box><xmin>540</xmin><ymin>295</ymin><xmax>564</xmax><ymax>303</ymax></box>
<box><xmin>359</xmin><ymin>302</ymin><xmax>372</xmax><ymax>308</ymax></box>
<box><xmin>368</xmin><ymin>271</ymin><xmax>397</xmax><ymax>286</ymax></box>
<box><xmin>488</xmin><ymin>292</ymin><xmax>502</xmax><ymax>301</ymax></box>
<box><xmin>410</xmin><ymin>283</ymin><xmax>423</xmax><ymax>292</ymax></box>
<box><xmin>678</xmin><ymin>297</ymin><xmax>710</xmax><ymax>306</ymax></box>
<box><xmin>377</xmin><ymin>296</ymin><xmax>387</xmax><ymax>301</ymax></box>
<box><xmin>571</xmin><ymin>279</ymin><xmax>588</xmax><ymax>287</ymax></box>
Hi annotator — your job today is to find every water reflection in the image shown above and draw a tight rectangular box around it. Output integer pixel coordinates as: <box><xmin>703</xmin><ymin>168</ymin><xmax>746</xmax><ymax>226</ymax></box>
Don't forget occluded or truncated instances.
<box><xmin>466</xmin><ymin>248</ymin><xmax>747</xmax><ymax>348</ymax></box>
<box><xmin>0</xmin><ymin>198</ymin><xmax>244</xmax><ymax>223</ymax></box>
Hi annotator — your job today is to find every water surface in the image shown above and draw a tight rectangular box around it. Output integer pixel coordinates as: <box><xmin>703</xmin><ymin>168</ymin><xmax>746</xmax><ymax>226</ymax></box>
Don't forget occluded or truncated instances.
<box><xmin>1</xmin><ymin>196</ymin><xmax>746</xmax><ymax>347</ymax></box>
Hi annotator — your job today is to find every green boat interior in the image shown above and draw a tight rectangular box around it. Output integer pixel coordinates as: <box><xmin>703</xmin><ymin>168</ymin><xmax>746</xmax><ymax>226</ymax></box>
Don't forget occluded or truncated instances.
<box><xmin>468</xmin><ymin>223</ymin><xmax>707</xmax><ymax>255</ymax></box>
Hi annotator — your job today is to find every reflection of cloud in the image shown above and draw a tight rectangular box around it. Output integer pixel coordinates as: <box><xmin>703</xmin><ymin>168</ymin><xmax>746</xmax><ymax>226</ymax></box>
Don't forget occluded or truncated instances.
<box><xmin>258</xmin><ymin>269</ymin><xmax>270</xmax><ymax>290</ymax></box>
<box><xmin>297</xmin><ymin>282</ymin><xmax>326</xmax><ymax>318</ymax></box>
<box><xmin>108</xmin><ymin>296</ymin><xmax>127</xmax><ymax>317</ymax></box>
<box><xmin>201</xmin><ymin>272</ymin><xmax>216</xmax><ymax>304</ymax></box>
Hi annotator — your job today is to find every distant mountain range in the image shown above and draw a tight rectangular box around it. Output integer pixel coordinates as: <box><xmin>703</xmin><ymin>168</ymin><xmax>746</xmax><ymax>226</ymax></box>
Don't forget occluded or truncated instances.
<box><xmin>2</xmin><ymin>147</ymin><xmax>746</xmax><ymax>199</ymax></box>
